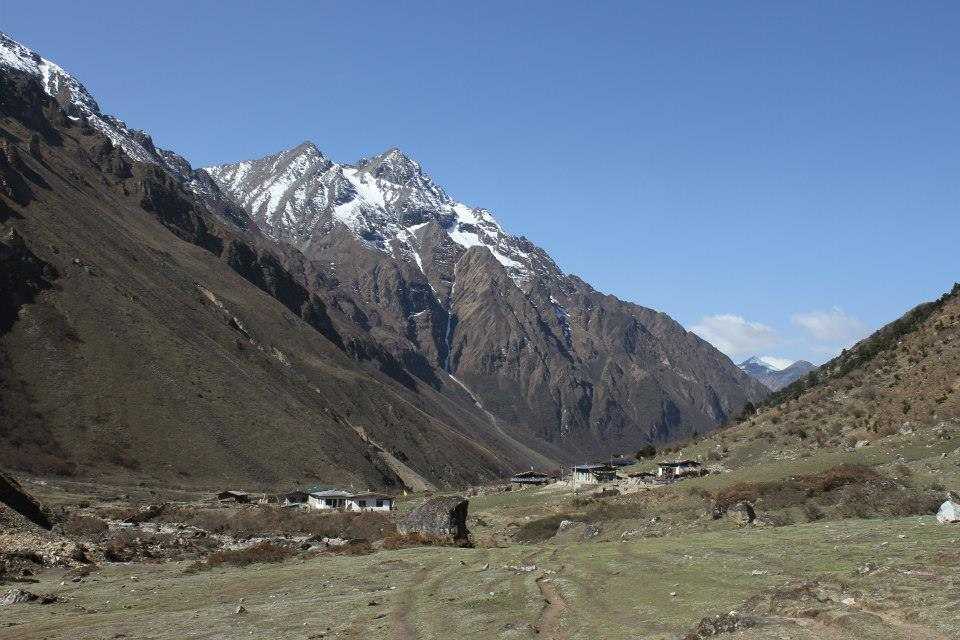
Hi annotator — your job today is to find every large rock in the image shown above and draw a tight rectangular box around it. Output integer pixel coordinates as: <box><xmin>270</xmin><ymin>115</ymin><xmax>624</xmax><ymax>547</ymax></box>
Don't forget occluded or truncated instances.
<box><xmin>397</xmin><ymin>496</ymin><xmax>469</xmax><ymax>540</ymax></box>
<box><xmin>936</xmin><ymin>499</ymin><xmax>960</xmax><ymax>523</ymax></box>
<box><xmin>728</xmin><ymin>501</ymin><xmax>756</xmax><ymax>526</ymax></box>
<box><xmin>0</xmin><ymin>469</ymin><xmax>53</xmax><ymax>530</ymax></box>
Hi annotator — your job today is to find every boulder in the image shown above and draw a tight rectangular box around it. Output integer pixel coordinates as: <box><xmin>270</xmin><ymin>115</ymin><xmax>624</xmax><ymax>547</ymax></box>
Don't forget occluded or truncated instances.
<box><xmin>936</xmin><ymin>499</ymin><xmax>960</xmax><ymax>523</ymax></box>
<box><xmin>397</xmin><ymin>496</ymin><xmax>469</xmax><ymax>540</ymax></box>
<box><xmin>122</xmin><ymin>503</ymin><xmax>166</xmax><ymax>525</ymax></box>
<box><xmin>1</xmin><ymin>588</ymin><xmax>57</xmax><ymax>606</ymax></box>
<box><xmin>0</xmin><ymin>469</ymin><xmax>53</xmax><ymax>530</ymax></box>
<box><xmin>728</xmin><ymin>502</ymin><xmax>756</xmax><ymax>526</ymax></box>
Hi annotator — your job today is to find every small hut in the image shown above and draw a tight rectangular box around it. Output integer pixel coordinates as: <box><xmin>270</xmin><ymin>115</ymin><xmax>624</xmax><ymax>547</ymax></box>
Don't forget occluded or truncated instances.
<box><xmin>656</xmin><ymin>460</ymin><xmax>704</xmax><ymax>479</ymax></box>
<box><xmin>510</xmin><ymin>470</ymin><xmax>551</xmax><ymax>487</ymax></box>
<box><xmin>571</xmin><ymin>463</ymin><xmax>618</xmax><ymax>485</ymax></box>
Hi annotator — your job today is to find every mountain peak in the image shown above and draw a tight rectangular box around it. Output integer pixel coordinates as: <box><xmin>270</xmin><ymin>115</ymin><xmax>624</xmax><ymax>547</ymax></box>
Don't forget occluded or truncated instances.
<box><xmin>741</xmin><ymin>355</ymin><xmax>793</xmax><ymax>371</ymax></box>
<box><xmin>739</xmin><ymin>356</ymin><xmax>816</xmax><ymax>391</ymax></box>
<box><xmin>358</xmin><ymin>146</ymin><xmax>425</xmax><ymax>186</ymax></box>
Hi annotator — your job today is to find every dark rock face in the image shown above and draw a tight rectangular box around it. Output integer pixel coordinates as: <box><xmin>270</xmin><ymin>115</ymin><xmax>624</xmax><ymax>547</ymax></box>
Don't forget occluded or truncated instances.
<box><xmin>397</xmin><ymin>496</ymin><xmax>469</xmax><ymax>540</ymax></box>
<box><xmin>0</xmin><ymin>228</ymin><xmax>58</xmax><ymax>333</ymax></box>
<box><xmin>206</xmin><ymin>139</ymin><xmax>769</xmax><ymax>460</ymax></box>
<box><xmin>0</xmin><ymin>469</ymin><xmax>53</xmax><ymax>530</ymax></box>
<box><xmin>727</xmin><ymin>501</ymin><xmax>756</xmax><ymax>526</ymax></box>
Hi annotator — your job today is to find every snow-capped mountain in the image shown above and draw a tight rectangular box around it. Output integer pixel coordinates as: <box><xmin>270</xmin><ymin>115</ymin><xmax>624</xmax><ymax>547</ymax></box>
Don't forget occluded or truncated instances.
<box><xmin>0</xmin><ymin>33</ymin><xmax>248</xmax><ymax>228</ymax></box>
<box><xmin>739</xmin><ymin>356</ymin><xmax>816</xmax><ymax>391</ymax></box>
<box><xmin>0</xmin><ymin>30</ymin><xmax>768</xmax><ymax>473</ymax></box>
<box><xmin>203</xmin><ymin>143</ymin><xmax>558</xmax><ymax>286</ymax></box>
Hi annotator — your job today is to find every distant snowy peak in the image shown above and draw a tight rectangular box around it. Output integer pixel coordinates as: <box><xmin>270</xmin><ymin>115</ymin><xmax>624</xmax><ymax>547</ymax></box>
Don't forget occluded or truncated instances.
<box><xmin>739</xmin><ymin>356</ymin><xmax>816</xmax><ymax>391</ymax></box>
<box><xmin>204</xmin><ymin>142</ymin><xmax>557</xmax><ymax>285</ymax></box>
<box><xmin>741</xmin><ymin>355</ymin><xmax>793</xmax><ymax>372</ymax></box>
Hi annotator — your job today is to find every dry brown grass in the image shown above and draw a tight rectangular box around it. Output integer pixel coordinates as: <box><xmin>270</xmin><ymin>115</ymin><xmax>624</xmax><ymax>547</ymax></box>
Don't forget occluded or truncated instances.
<box><xmin>382</xmin><ymin>532</ymin><xmax>470</xmax><ymax>549</ymax></box>
<box><xmin>157</xmin><ymin>506</ymin><xmax>395</xmax><ymax>540</ymax></box>
<box><xmin>186</xmin><ymin>542</ymin><xmax>295</xmax><ymax>572</ymax></box>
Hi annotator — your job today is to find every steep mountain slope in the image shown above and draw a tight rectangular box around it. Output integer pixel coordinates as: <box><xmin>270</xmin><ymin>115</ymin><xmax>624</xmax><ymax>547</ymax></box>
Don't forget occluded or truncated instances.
<box><xmin>739</xmin><ymin>356</ymin><xmax>816</xmax><ymax>391</ymax></box>
<box><xmin>0</xmin><ymin>31</ymin><xmax>765</xmax><ymax>487</ymax></box>
<box><xmin>0</xmin><ymin>39</ymin><xmax>556</xmax><ymax>489</ymax></box>
<box><xmin>206</xmin><ymin>143</ymin><xmax>768</xmax><ymax>457</ymax></box>
<box><xmin>692</xmin><ymin>284</ymin><xmax>960</xmax><ymax>467</ymax></box>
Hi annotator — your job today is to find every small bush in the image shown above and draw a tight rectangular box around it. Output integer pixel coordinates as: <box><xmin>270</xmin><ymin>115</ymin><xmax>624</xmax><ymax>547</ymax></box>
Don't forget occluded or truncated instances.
<box><xmin>635</xmin><ymin>444</ymin><xmax>657</xmax><ymax>460</ymax></box>
<box><xmin>60</xmin><ymin>515</ymin><xmax>109</xmax><ymax>537</ymax></box>
<box><xmin>381</xmin><ymin>532</ymin><xmax>466</xmax><ymax>550</ymax></box>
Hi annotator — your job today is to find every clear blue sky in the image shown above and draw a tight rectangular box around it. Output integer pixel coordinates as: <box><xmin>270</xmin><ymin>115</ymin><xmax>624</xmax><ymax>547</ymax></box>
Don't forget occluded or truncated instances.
<box><xmin>3</xmin><ymin>1</ymin><xmax>958</xmax><ymax>364</ymax></box>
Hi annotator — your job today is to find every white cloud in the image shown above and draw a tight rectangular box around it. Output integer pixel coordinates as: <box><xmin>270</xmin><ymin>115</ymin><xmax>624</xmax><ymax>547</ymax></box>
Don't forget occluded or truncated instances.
<box><xmin>791</xmin><ymin>308</ymin><xmax>868</xmax><ymax>344</ymax></box>
<box><xmin>689</xmin><ymin>314</ymin><xmax>780</xmax><ymax>359</ymax></box>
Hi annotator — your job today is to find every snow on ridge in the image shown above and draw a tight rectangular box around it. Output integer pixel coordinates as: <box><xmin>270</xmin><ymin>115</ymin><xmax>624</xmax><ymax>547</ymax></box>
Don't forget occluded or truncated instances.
<box><xmin>0</xmin><ymin>32</ymin><xmax>164</xmax><ymax>167</ymax></box>
<box><xmin>206</xmin><ymin>141</ymin><xmax>542</xmax><ymax>283</ymax></box>
<box><xmin>742</xmin><ymin>355</ymin><xmax>794</xmax><ymax>371</ymax></box>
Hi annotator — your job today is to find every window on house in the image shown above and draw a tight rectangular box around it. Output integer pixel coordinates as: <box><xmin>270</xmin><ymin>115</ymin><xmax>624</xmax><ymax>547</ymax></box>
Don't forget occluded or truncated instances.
<box><xmin>358</xmin><ymin>500</ymin><xmax>366</xmax><ymax>507</ymax></box>
<box><xmin>376</xmin><ymin>500</ymin><xmax>384</xmax><ymax>507</ymax></box>
<box><xmin>326</xmin><ymin>498</ymin><xmax>334</xmax><ymax>506</ymax></box>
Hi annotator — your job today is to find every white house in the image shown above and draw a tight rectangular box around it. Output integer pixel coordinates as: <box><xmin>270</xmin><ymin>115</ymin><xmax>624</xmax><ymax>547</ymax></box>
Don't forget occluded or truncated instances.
<box><xmin>307</xmin><ymin>489</ymin><xmax>352</xmax><ymax>510</ymax></box>
<box><xmin>571</xmin><ymin>463</ymin><xmax>618</xmax><ymax>486</ymax></box>
<box><xmin>306</xmin><ymin>489</ymin><xmax>393</xmax><ymax>511</ymax></box>
<box><xmin>345</xmin><ymin>493</ymin><xmax>393</xmax><ymax>512</ymax></box>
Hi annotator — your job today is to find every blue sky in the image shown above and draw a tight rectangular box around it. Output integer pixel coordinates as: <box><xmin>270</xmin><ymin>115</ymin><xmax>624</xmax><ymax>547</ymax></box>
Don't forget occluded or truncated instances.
<box><xmin>3</xmin><ymin>1</ymin><xmax>958</xmax><ymax>364</ymax></box>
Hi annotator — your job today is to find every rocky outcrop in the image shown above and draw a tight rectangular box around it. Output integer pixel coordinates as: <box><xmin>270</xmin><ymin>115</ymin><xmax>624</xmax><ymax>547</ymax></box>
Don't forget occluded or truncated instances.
<box><xmin>0</xmin><ymin>469</ymin><xmax>52</xmax><ymax>530</ymax></box>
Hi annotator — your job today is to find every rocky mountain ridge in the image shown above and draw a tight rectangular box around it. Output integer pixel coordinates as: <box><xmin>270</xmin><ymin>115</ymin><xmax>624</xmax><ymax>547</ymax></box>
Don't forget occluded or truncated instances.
<box><xmin>0</xmin><ymin>31</ymin><xmax>766</xmax><ymax>487</ymax></box>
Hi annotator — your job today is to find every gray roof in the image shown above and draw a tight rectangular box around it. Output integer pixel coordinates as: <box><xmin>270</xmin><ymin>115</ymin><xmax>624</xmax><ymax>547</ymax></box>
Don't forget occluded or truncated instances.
<box><xmin>573</xmin><ymin>463</ymin><xmax>615</xmax><ymax>471</ymax></box>
<box><xmin>309</xmin><ymin>489</ymin><xmax>352</xmax><ymax>498</ymax></box>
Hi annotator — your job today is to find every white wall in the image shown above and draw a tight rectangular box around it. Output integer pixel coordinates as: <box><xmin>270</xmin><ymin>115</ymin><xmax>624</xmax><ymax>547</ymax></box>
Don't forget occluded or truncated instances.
<box><xmin>345</xmin><ymin>498</ymin><xmax>392</xmax><ymax>512</ymax></box>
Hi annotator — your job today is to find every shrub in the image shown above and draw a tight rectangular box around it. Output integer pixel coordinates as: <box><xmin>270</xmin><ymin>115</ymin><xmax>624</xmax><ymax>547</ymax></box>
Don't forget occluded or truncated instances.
<box><xmin>381</xmin><ymin>532</ymin><xmax>467</xmax><ymax>550</ymax></box>
<box><xmin>60</xmin><ymin>514</ymin><xmax>109</xmax><ymax>537</ymax></box>
<box><xmin>635</xmin><ymin>444</ymin><xmax>657</xmax><ymax>460</ymax></box>
<box><xmin>157</xmin><ymin>506</ymin><xmax>395</xmax><ymax>541</ymax></box>
<box><xmin>514</xmin><ymin>515</ymin><xmax>572</xmax><ymax>543</ymax></box>
<box><xmin>187</xmin><ymin>542</ymin><xmax>294</xmax><ymax>572</ymax></box>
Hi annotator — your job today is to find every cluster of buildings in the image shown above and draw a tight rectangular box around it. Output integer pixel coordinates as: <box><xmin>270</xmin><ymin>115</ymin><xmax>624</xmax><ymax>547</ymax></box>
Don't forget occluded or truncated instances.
<box><xmin>216</xmin><ymin>486</ymin><xmax>394</xmax><ymax>512</ymax></box>
<box><xmin>509</xmin><ymin>458</ymin><xmax>705</xmax><ymax>488</ymax></box>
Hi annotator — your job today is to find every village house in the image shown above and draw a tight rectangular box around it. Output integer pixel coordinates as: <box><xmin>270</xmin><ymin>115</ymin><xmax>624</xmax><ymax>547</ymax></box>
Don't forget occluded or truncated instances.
<box><xmin>305</xmin><ymin>488</ymin><xmax>393</xmax><ymax>511</ymax></box>
<box><xmin>571</xmin><ymin>463</ymin><xmax>618</xmax><ymax>486</ymax></box>
<box><xmin>510</xmin><ymin>470</ymin><xmax>552</xmax><ymax>487</ymax></box>
<box><xmin>656</xmin><ymin>460</ymin><xmax>704</xmax><ymax>480</ymax></box>
<box><xmin>345</xmin><ymin>493</ymin><xmax>393</xmax><ymax>511</ymax></box>
<box><xmin>307</xmin><ymin>489</ymin><xmax>352</xmax><ymax>510</ymax></box>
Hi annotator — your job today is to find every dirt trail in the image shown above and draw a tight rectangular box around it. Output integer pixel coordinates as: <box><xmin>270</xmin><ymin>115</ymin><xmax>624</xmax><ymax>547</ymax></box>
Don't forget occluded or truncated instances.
<box><xmin>534</xmin><ymin>575</ymin><xmax>568</xmax><ymax>639</ymax></box>
<box><xmin>391</xmin><ymin>566</ymin><xmax>431</xmax><ymax>640</ymax></box>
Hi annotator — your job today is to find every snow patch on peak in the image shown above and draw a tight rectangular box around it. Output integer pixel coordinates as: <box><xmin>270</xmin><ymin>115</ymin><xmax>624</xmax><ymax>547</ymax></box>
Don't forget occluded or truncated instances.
<box><xmin>741</xmin><ymin>356</ymin><xmax>794</xmax><ymax>371</ymax></box>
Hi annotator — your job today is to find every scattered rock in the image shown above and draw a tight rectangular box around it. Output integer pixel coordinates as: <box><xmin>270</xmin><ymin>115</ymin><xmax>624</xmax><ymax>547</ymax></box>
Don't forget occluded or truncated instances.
<box><xmin>937</xmin><ymin>500</ymin><xmax>960</xmax><ymax>524</ymax></box>
<box><xmin>727</xmin><ymin>502</ymin><xmax>755</xmax><ymax>526</ymax></box>
<box><xmin>682</xmin><ymin>612</ymin><xmax>756</xmax><ymax>639</ymax></box>
<box><xmin>506</xmin><ymin>564</ymin><xmax>537</xmax><ymax>573</ymax></box>
<box><xmin>1</xmin><ymin>589</ymin><xmax>57</xmax><ymax>606</ymax></box>
<box><xmin>235</xmin><ymin>605</ymin><xmax>247</xmax><ymax>615</ymax></box>
<box><xmin>122</xmin><ymin>503</ymin><xmax>166</xmax><ymax>525</ymax></box>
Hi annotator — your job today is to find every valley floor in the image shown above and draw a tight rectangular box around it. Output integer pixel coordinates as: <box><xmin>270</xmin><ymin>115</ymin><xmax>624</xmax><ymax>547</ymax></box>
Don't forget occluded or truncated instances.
<box><xmin>4</xmin><ymin>515</ymin><xmax>959</xmax><ymax>640</ymax></box>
